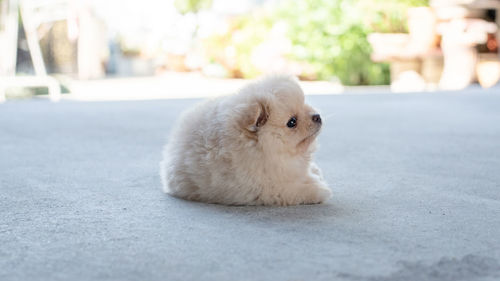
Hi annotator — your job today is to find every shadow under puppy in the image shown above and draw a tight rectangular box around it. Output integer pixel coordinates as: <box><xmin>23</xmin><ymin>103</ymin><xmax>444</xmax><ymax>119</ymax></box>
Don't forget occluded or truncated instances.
<box><xmin>160</xmin><ymin>75</ymin><xmax>331</xmax><ymax>205</ymax></box>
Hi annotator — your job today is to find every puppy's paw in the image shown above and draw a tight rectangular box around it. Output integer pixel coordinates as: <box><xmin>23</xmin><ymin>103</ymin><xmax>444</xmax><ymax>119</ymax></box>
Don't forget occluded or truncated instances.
<box><xmin>314</xmin><ymin>186</ymin><xmax>333</xmax><ymax>204</ymax></box>
<box><xmin>310</xmin><ymin>162</ymin><xmax>322</xmax><ymax>177</ymax></box>
<box><xmin>303</xmin><ymin>185</ymin><xmax>332</xmax><ymax>205</ymax></box>
<box><xmin>309</xmin><ymin>162</ymin><xmax>328</xmax><ymax>184</ymax></box>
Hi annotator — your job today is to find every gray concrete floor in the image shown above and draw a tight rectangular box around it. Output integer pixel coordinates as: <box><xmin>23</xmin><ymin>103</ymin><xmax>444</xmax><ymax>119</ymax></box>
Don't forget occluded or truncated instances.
<box><xmin>1</xmin><ymin>90</ymin><xmax>500</xmax><ymax>281</ymax></box>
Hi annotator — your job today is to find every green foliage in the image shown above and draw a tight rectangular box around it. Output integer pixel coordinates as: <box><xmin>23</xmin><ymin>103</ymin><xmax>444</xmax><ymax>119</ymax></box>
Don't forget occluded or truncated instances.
<box><xmin>273</xmin><ymin>0</ymin><xmax>386</xmax><ymax>84</ymax></box>
<box><xmin>268</xmin><ymin>0</ymin><xmax>395</xmax><ymax>85</ymax></box>
<box><xmin>201</xmin><ymin>0</ymin><xmax>428</xmax><ymax>85</ymax></box>
<box><xmin>174</xmin><ymin>0</ymin><xmax>213</xmax><ymax>14</ymax></box>
<box><xmin>202</xmin><ymin>13</ymin><xmax>273</xmax><ymax>78</ymax></box>
<box><xmin>229</xmin><ymin>15</ymin><xmax>274</xmax><ymax>78</ymax></box>
<box><xmin>361</xmin><ymin>0</ymin><xmax>429</xmax><ymax>33</ymax></box>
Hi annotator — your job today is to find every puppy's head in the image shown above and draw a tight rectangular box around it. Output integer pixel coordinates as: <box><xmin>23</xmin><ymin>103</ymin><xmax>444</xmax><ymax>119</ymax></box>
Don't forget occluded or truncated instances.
<box><xmin>236</xmin><ymin>76</ymin><xmax>322</xmax><ymax>155</ymax></box>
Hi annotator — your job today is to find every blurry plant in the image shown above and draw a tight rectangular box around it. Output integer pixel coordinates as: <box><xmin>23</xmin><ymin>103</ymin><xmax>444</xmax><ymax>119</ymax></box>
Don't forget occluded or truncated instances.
<box><xmin>174</xmin><ymin>0</ymin><xmax>213</xmax><ymax>14</ymax></box>
<box><xmin>361</xmin><ymin>0</ymin><xmax>429</xmax><ymax>33</ymax></box>
<box><xmin>202</xmin><ymin>13</ymin><xmax>274</xmax><ymax>78</ymax></box>
<box><xmin>273</xmin><ymin>0</ymin><xmax>388</xmax><ymax>85</ymax></box>
<box><xmin>200</xmin><ymin>0</ymin><xmax>429</xmax><ymax>85</ymax></box>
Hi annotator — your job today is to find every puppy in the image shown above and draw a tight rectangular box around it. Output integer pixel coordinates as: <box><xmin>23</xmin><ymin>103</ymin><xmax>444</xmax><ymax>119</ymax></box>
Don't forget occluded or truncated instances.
<box><xmin>160</xmin><ymin>75</ymin><xmax>331</xmax><ymax>205</ymax></box>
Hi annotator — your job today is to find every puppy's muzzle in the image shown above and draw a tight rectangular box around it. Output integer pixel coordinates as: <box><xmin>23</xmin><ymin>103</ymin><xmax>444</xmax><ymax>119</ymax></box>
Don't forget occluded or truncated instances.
<box><xmin>312</xmin><ymin>114</ymin><xmax>322</xmax><ymax>125</ymax></box>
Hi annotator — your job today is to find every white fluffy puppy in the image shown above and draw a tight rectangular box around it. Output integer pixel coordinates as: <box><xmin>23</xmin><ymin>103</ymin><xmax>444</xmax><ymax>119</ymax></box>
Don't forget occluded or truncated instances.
<box><xmin>160</xmin><ymin>76</ymin><xmax>331</xmax><ymax>205</ymax></box>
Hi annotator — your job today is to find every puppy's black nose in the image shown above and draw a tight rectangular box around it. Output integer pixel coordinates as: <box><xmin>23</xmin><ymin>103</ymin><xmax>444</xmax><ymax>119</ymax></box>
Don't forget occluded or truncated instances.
<box><xmin>312</xmin><ymin>114</ymin><xmax>322</xmax><ymax>124</ymax></box>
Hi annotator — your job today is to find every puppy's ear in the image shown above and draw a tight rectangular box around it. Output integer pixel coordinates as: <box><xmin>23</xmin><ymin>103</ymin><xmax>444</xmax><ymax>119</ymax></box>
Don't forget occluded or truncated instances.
<box><xmin>239</xmin><ymin>101</ymin><xmax>269</xmax><ymax>135</ymax></box>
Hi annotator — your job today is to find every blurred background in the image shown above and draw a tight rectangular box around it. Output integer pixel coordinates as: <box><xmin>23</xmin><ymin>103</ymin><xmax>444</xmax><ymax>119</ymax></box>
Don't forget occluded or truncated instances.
<box><xmin>0</xmin><ymin>0</ymin><xmax>499</xmax><ymax>101</ymax></box>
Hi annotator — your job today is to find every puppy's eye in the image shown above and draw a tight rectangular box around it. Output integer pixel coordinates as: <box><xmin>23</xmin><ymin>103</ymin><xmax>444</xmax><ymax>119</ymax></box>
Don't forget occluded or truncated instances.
<box><xmin>286</xmin><ymin>117</ymin><xmax>297</xmax><ymax>128</ymax></box>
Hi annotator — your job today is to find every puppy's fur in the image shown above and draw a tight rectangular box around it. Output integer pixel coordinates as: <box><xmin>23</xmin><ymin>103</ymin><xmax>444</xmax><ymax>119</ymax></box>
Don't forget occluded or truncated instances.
<box><xmin>160</xmin><ymin>76</ymin><xmax>331</xmax><ymax>205</ymax></box>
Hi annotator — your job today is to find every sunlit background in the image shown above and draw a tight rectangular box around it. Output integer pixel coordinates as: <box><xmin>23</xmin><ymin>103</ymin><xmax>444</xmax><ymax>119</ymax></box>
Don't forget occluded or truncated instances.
<box><xmin>1</xmin><ymin>0</ymin><xmax>499</xmax><ymax>101</ymax></box>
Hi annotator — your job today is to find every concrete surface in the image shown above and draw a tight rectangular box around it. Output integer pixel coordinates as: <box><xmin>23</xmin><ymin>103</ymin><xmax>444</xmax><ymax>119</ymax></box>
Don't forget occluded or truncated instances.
<box><xmin>1</xmin><ymin>90</ymin><xmax>500</xmax><ymax>281</ymax></box>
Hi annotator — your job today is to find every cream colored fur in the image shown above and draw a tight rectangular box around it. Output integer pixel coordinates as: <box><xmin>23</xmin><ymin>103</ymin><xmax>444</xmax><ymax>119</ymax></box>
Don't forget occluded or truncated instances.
<box><xmin>159</xmin><ymin>75</ymin><xmax>332</xmax><ymax>205</ymax></box>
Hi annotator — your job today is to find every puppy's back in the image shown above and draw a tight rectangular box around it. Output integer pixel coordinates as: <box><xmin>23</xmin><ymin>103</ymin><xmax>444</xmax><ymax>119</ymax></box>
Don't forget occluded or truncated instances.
<box><xmin>160</xmin><ymin>98</ymin><xmax>229</xmax><ymax>200</ymax></box>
